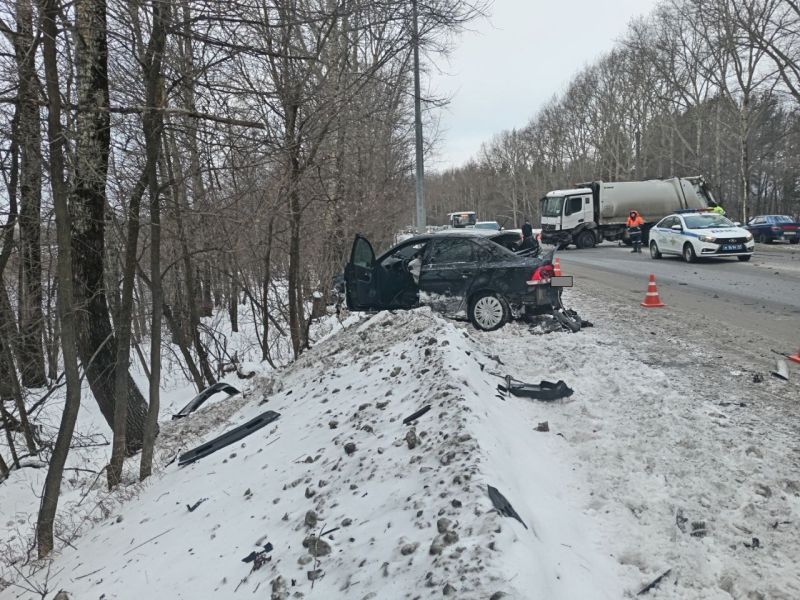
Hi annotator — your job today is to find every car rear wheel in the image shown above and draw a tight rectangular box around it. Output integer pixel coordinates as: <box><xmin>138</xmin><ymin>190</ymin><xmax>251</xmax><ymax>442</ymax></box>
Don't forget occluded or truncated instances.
<box><xmin>649</xmin><ymin>241</ymin><xmax>662</xmax><ymax>259</ymax></box>
<box><xmin>576</xmin><ymin>231</ymin><xmax>595</xmax><ymax>249</ymax></box>
<box><xmin>737</xmin><ymin>255</ymin><xmax>752</xmax><ymax>262</ymax></box>
<box><xmin>469</xmin><ymin>292</ymin><xmax>509</xmax><ymax>331</ymax></box>
<box><xmin>682</xmin><ymin>243</ymin><xmax>697</xmax><ymax>263</ymax></box>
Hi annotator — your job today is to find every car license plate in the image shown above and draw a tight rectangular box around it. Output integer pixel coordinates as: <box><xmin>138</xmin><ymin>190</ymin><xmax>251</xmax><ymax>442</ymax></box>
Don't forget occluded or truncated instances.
<box><xmin>722</xmin><ymin>244</ymin><xmax>743</xmax><ymax>251</ymax></box>
<box><xmin>550</xmin><ymin>276</ymin><xmax>573</xmax><ymax>287</ymax></box>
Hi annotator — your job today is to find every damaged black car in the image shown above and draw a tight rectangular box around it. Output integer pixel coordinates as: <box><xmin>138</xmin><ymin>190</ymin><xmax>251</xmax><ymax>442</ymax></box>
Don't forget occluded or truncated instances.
<box><xmin>343</xmin><ymin>231</ymin><xmax>572</xmax><ymax>331</ymax></box>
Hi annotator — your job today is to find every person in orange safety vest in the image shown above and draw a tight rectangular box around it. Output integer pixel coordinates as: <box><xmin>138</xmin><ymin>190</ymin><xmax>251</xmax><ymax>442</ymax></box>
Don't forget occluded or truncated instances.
<box><xmin>626</xmin><ymin>210</ymin><xmax>645</xmax><ymax>253</ymax></box>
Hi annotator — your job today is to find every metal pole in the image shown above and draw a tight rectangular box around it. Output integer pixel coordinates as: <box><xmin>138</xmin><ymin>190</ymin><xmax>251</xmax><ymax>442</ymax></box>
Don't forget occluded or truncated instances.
<box><xmin>412</xmin><ymin>0</ymin><xmax>426</xmax><ymax>232</ymax></box>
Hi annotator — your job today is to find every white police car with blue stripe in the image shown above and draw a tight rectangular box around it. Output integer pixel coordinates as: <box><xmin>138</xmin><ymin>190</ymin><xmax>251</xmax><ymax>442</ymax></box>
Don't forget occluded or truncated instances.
<box><xmin>649</xmin><ymin>211</ymin><xmax>755</xmax><ymax>263</ymax></box>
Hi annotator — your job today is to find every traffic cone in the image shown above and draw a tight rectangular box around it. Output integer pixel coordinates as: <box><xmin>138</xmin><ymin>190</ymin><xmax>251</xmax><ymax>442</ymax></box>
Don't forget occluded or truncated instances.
<box><xmin>553</xmin><ymin>257</ymin><xmax>562</xmax><ymax>276</ymax></box>
<box><xmin>640</xmin><ymin>274</ymin><xmax>666</xmax><ymax>308</ymax></box>
<box><xmin>788</xmin><ymin>348</ymin><xmax>800</xmax><ymax>365</ymax></box>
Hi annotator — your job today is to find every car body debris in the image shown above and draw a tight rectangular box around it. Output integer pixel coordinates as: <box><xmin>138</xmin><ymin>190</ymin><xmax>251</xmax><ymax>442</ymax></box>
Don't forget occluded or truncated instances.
<box><xmin>637</xmin><ymin>569</ymin><xmax>672</xmax><ymax>596</ymax></box>
<box><xmin>186</xmin><ymin>498</ymin><xmax>208</xmax><ymax>512</ymax></box>
<box><xmin>771</xmin><ymin>359</ymin><xmax>789</xmax><ymax>381</ymax></box>
<box><xmin>178</xmin><ymin>410</ymin><xmax>280</xmax><ymax>466</ymax></box>
<box><xmin>402</xmin><ymin>405</ymin><xmax>431</xmax><ymax>425</ymax></box>
<box><xmin>242</xmin><ymin>542</ymin><xmax>273</xmax><ymax>564</ymax></box>
<box><xmin>497</xmin><ymin>376</ymin><xmax>574</xmax><ymax>401</ymax></box>
<box><xmin>487</xmin><ymin>485</ymin><xmax>528</xmax><ymax>530</ymax></box>
<box><xmin>172</xmin><ymin>382</ymin><xmax>241</xmax><ymax>420</ymax></box>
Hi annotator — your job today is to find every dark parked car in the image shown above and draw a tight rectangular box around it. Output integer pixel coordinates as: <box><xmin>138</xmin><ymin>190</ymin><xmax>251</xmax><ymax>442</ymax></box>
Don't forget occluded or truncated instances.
<box><xmin>343</xmin><ymin>231</ymin><xmax>571</xmax><ymax>331</ymax></box>
<box><xmin>746</xmin><ymin>215</ymin><xmax>800</xmax><ymax>244</ymax></box>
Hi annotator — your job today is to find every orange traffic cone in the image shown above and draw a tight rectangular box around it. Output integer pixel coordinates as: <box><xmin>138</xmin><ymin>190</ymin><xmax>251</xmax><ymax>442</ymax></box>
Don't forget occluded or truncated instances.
<box><xmin>788</xmin><ymin>348</ymin><xmax>800</xmax><ymax>365</ymax></box>
<box><xmin>640</xmin><ymin>274</ymin><xmax>666</xmax><ymax>308</ymax></box>
<box><xmin>554</xmin><ymin>257</ymin><xmax>562</xmax><ymax>276</ymax></box>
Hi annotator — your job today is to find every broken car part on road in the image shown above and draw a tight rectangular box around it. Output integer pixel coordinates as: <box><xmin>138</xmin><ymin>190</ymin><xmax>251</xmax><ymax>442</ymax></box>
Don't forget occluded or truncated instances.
<box><xmin>172</xmin><ymin>382</ymin><xmax>241</xmax><ymax>420</ymax></box>
<box><xmin>487</xmin><ymin>485</ymin><xmax>528</xmax><ymax>530</ymax></box>
<box><xmin>178</xmin><ymin>410</ymin><xmax>280</xmax><ymax>466</ymax></box>
<box><xmin>497</xmin><ymin>376</ymin><xmax>574</xmax><ymax>402</ymax></box>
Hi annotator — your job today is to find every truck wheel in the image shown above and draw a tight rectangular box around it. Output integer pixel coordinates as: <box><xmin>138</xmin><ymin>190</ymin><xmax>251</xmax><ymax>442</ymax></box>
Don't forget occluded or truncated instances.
<box><xmin>576</xmin><ymin>231</ymin><xmax>595</xmax><ymax>249</ymax></box>
<box><xmin>649</xmin><ymin>241</ymin><xmax>662</xmax><ymax>259</ymax></box>
<box><xmin>682</xmin><ymin>243</ymin><xmax>697</xmax><ymax>263</ymax></box>
<box><xmin>469</xmin><ymin>292</ymin><xmax>509</xmax><ymax>331</ymax></box>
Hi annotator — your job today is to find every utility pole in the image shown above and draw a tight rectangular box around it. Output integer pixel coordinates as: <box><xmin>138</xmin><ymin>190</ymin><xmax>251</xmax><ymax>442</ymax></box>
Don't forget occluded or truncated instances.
<box><xmin>412</xmin><ymin>0</ymin><xmax>426</xmax><ymax>232</ymax></box>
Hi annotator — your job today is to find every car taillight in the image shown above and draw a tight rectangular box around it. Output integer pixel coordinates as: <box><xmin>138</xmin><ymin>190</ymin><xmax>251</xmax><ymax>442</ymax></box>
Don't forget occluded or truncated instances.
<box><xmin>771</xmin><ymin>226</ymin><xmax>782</xmax><ymax>231</ymax></box>
<box><xmin>528</xmin><ymin>264</ymin><xmax>554</xmax><ymax>285</ymax></box>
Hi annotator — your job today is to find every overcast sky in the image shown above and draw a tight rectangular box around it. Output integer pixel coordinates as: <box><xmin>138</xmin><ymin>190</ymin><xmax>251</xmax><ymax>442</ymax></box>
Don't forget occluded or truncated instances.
<box><xmin>428</xmin><ymin>0</ymin><xmax>661</xmax><ymax>170</ymax></box>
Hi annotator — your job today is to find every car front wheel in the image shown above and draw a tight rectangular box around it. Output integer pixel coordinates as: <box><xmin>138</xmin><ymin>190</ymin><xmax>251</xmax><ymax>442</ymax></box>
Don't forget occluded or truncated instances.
<box><xmin>650</xmin><ymin>241</ymin><xmax>662</xmax><ymax>259</ymax></box>
<box><xmin>683</xmin><ymin>243</ymin><xmax>697</xmax><ymax>263</ymax></box>
<box><xmin>469</xmin><ymin>292</ymin><xmax>509</xmax><ymax>331</ymax></box>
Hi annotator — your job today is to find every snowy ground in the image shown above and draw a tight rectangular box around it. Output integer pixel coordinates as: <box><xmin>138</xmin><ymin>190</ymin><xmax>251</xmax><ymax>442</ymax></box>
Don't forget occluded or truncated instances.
<box><xmin>1</xmin><ymin>281</ymin><xmax>799</xmax><ymax>599</ymax></box>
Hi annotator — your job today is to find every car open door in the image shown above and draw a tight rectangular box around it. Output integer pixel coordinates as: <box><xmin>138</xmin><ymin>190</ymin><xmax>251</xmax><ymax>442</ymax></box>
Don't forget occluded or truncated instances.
<box><xmin>344</xmin><ymin>234</ymin><xmax>380</xmax><ymax>310</ymax></box>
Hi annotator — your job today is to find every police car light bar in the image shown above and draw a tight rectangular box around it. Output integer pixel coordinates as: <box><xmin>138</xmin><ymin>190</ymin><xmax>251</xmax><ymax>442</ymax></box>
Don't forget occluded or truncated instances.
<box><xmin>675</xmin><ymin>208</ymin><xmax>715</xmax><ymax>214</ymax></box>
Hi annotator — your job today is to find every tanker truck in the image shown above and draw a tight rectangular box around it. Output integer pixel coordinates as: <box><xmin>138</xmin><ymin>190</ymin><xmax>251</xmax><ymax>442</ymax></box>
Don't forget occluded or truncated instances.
<box><xmin>539</xmin><ymin>176</ymin><xmax>717</xmax><ymax>248</ymax></box>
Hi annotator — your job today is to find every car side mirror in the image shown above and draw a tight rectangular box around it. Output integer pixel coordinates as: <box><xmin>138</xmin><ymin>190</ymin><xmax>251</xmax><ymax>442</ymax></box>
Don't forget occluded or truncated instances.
<box><xmin>671</xmin><ymin>224</ymin><xmax>682</xmax><ymax>231</ymax></box>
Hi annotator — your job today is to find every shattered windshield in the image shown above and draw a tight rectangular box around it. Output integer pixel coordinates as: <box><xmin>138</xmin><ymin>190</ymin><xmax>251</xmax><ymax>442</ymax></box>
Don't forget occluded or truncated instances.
<box><xmin>540</xmin><ymin>196</ymin><xmax>563</xmax><ymax>218</ymax></box>
<box><xmin>683</xmin><ymin>214</ymin><xmax>734</xmax><ymax>229</ymax></box>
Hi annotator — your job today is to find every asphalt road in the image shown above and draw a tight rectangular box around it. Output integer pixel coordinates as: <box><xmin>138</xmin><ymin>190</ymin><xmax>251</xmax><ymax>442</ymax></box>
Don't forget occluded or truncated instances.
<box><xmin>556</xmin><ymin>241</ymin><xmax>800</xmax><ymax>352</ymax></box>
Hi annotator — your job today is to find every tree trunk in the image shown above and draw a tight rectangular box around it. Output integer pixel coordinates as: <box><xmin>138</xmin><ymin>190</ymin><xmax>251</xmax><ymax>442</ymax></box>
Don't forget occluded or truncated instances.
<box><xmin>0</xmin><ymin>448</ymin><xmax>8</xmax><ymax>480</ymax></box>
<box><xmin>0</xmin><ymin>399</ymin><xmax>20</xmax><ymax>468</ymax></box>
<box><xmin>739</xmin><ymin>98</ymin><xmax>750</xmax><ymax>222</ymax></box>
<box><xmin>228</xmin><ymin>271</ymin><xmax>238</xmax><ymax>333</ymax></box>
<box><xmin>15</xmin><ymin>0</ymin><xmax>47</xmax><ymax>388</ymax></box>
<box><xmin>36</xmin><ymin>0</ymin><xmax>83</xmax><ymax>559</ymax></box>
<box><xmin>69</xmin><ymin>0</ymin><xmax>149</xmax><ymax>452</ymax></box>
<box><xmin>139</xmin><ymin>0</ymin><xmax>170</xmax><ymax>481</ymax></box>
<box><xmin>261</xmin><ymin>216</ymin><xmax>275</xmax><ymax>362</ymax></box>
<box><xmin>108</xmin><ymin>172</ymin><xmax>146</xmax><ymax>488</ymax></box>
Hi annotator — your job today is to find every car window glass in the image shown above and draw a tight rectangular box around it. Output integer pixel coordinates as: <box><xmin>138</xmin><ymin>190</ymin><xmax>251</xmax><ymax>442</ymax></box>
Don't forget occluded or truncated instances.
<box><xmin>352</xmin><ymin>238</ymin><xmax>374</xmax><ymax>268</ymax></box>
<box><xmin>684</xmin><ymin>214</ymin><xmax>734</xmax><ymax>228</ymax></box>
<box><xmin>382</xmin><ymin>242</ymin><xmax>424</xmax><ymax>265</ymax></box>
<box><xmin>430</xmin><ymin>239</ymin><xmax>474</xmax><ymax>264</ymax></box>
<box><xmin>564</xmin><ymin>197</ymin><xmax>583</xmax><ymax>216</ymax></box>
<box><xmin>660</xmin><ymin>217</ymin><xmax>676</xmax><ymax>228</ymax></box>
<box><xmin>774</xmin><ymin>215</ymin><xmax>792</xmax><ymax>223</ymax></box>
<box><xmin>477</xmin><ymin>240</ymin><xmax>515</xmax><ymax>261</ymax></box>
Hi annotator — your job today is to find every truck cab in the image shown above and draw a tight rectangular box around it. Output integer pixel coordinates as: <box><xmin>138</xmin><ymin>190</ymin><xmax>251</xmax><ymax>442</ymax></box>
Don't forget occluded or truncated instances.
<box><xmin>540</xmin><ymin>188</ymin><xmax>597</xmax><ymax>248</ymax></box>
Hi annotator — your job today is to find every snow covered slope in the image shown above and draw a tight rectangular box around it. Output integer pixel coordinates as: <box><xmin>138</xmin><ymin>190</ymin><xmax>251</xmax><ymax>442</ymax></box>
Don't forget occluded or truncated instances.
<box><xmin>1</xmin><ymin>308</ymin><xmax>623</xmax><ymax>599</ymax></box>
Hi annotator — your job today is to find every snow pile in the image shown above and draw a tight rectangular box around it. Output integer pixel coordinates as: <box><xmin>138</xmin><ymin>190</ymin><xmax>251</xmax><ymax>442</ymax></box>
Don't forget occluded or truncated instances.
<box><xmin>471</xmin><ymin>287</ymin><xmax>800</xmax><ymax>600</ymax></box>
<box><xmin>1</xmin><ymin>307</ymin><xmax>622</xmax><ymax>599</ymax></box>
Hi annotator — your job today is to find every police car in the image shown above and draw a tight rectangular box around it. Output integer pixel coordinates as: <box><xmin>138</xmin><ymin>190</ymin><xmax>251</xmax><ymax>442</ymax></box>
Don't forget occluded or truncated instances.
<box><xmin>649</xmin><ymin>210</ymin><xmax>755</xmax><ymax>263</ymax></box>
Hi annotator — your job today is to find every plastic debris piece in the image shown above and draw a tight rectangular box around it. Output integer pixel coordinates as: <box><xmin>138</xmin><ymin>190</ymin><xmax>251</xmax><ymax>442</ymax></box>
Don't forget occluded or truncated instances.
<box><xmin>178</xmin><ymin>410</ymin><xmax>279</xmax><ymax>466</ymax></box>
<box><xmin>402</xmin><ymin>405</ymin><xmax>431</xmax><ymax>425</ymax></box>
<box><xmin>487</xmin><ymin>485</ymin><xmax>527</xmax><ymax>530</ymax></box>
<box><xmin>172</xmin><ymin>382</ymin><xmax>241</xmax><ymax>420</ymax></box>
